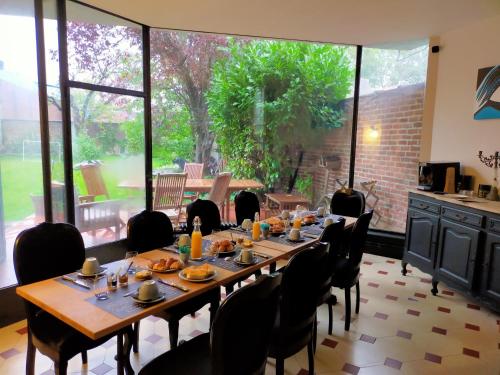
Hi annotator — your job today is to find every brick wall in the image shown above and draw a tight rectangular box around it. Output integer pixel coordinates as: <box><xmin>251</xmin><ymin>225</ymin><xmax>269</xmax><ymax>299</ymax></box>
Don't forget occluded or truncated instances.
<box><xmin>300</xmin><ymin>83</ymin><xmax>425</xmax><ymax>233</ymax></box>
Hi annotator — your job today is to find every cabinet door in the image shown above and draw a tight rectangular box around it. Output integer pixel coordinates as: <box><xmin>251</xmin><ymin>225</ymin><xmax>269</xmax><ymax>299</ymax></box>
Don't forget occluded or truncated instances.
<box><xmin>436</xmin><ymin>219</ymin><xmax>480</xmax><ymax>289</ymax></box>
<box><xmin>481</xmin><ymin>233</ymin><xmax>500</xmax><ymax>303</ymax></box>
<box><xmin>404</xmin><ymin>208</ymin><xmax>439</xmax><ymax>273</ymax></box>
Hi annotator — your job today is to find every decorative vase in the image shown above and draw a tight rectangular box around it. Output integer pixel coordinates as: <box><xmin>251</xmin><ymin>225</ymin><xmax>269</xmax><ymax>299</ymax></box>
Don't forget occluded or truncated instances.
<box><xmin>486</xmin><ymin>185</ymin><xmax>499</xmax><ymax>201</ymax></box>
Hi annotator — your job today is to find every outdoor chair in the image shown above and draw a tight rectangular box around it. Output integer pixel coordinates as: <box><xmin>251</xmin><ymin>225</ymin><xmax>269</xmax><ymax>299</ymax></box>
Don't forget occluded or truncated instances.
<box><xmin>208</xmin><ymin>172</ymin><xmax>232</xmax><ymax>219</ymax></box>
<box><xmin>139</xmin><ymin>273</ymin><xmax>282</xmax><ymax>375</ymax></box>
<box><xmin>127</xmin><ymin>210</ymin><xmax>220</xmax><ymax>351</ymax></box>
<box><xmin>13</xmin><ymin>222</ymin><xmax>132</xmax><ymax>375</ymax></box>
<box><xmin>183</xmin><ymin>162</ymin><xmax>204</xmax><ymax>201</ymax></box>
<box><xmin>79</xmin><ymin>162</ymin><xmax>109</xmax><ymax>201</ymax></box>
<box><xmin>153</xmin><ymin>172</ymin><xmax>188</xmax><ymax>225</ymax></box>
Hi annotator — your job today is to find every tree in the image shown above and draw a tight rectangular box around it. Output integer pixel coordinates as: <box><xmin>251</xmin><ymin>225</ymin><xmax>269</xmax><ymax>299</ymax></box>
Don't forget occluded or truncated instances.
<box><xmin>150</xmin><ymin>31</ymin><xmax>227</xmax><ymax>167</ymax></box>
<box><xmin>207</xmin><ymin>39</ymin><xmax>354</xmax><ymax>190</ymax></box>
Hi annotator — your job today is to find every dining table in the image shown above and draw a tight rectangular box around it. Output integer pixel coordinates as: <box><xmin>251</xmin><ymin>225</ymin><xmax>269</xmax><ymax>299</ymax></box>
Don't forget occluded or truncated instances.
<box><xmin>118</xmin><ymin>178</ymin><xmax>265</xmax><ymax>219</ymax></box>
<box><xmin>16</xmin><ymin>213</ymin><xmax>356</xmax><ymax>375</ymax></box>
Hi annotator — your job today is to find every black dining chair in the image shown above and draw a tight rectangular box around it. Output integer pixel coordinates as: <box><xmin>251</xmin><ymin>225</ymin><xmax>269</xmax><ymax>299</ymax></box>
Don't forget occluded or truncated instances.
<box><xmin>234</xmin><ymin>190</ymin><xmax>260</xmax><ymax>226</ymax></box>
<box><xmin>330</xmin><ymin>210</ymin><xmax>373</xmax><ymax>331</ymax></box>
<box><xmin>186</xmin><ymin>199</ymin><xmax>222</xmax><ymax>235</ymax></box>
<box><xmin>316</xmin><ymin>218</ymin><xmax>346</xmax><ymax>339</ymax></box>
<box><xmin>138</xmin><ymin>273</ymin><xmax>283</xmax><ymax>375</ymax></box>
<box><xmin>330</xmin><ymin>189</ymin><xmax>366</xmax><ymax>218</ymax></box>
<box><xmin>13</xmin><ymin>222</ymin><xmax>132</xmax><ymax>375</ymax></box>
<box><xmin>268</xmin><ymin>242</ymin><xmax>328</xmax><ymax>375</ymax></box>
<box><xmin>127</xmin><ymin>210</ymin><xmax>221</xmax><ymax>351</ymax></box>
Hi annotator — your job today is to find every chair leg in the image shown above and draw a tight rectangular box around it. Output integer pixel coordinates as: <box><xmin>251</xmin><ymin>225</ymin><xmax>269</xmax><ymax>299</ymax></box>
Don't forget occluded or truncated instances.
<box><xmin>328</xmin><ymin>296</ymin><xmax>333</xmax><ymax>335</ymax></box>
<box><xmin>26</xmin><ymin>332</ymin><xmax>36</xmax><ymax>375</ymax></box>
<box><xmin>209</xmin><ymin>292</ymin><xmax>220</xmax><ymax>325</ymax></box>
<box><xmin>132</xmin><ymin>321</ymin><xmax>140</xmax><ymax>353</ymax></box>
<box><xmin>225</xmin><ymin>284</ymin><xmax>234</xmax><ymax>295</ymax></box>
<box><xmin>54</xmin><ymin>360</ymin><xmax>68</xmax><ymax>375</ymax></box>
<box><xmin>307</xmin><ymin>339</ymin><xmax>315</xmax><ymax>375</ymax></box>
<box><xmin>81</xmin><ymin>350</ymin><xmax>88</xmax><ymax>364</ymax></box>
<box><xmin>344</xmin><ymin>287</ymin><xmax>351</xmax><ymax>331</ymax></box>
<box><xmin>276</xmin><ymin>357</ymin><xmax>284</xmax><ymax>375</ymax></box>
<box><xmin>355</xmin><ymin>282</ymin><xmax>360</xmax><ymax>314</ymax></box>
<box><xmin>168</xmin><ymin>320</ymin><xmax>180</xmax><ymax>349</ymax></box>
<box><xmin>312</xmin><ymin>314</ymin><xmax>317</xmax><ymax>354</ymax></box>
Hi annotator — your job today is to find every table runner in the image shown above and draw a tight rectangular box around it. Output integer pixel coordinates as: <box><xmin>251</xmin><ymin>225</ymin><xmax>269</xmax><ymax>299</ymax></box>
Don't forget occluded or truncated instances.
<box><xmin>189</xmin><ymin>253</ymin><xmax>265</xmax><ymax>272</ymax></box>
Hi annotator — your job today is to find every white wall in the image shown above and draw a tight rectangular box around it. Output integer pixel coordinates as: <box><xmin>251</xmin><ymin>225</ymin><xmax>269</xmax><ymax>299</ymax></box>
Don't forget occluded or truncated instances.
<box><xmin>430</xmin><ymin>14</ymin><xmax>500</xmax><ymax>191</ymax></box>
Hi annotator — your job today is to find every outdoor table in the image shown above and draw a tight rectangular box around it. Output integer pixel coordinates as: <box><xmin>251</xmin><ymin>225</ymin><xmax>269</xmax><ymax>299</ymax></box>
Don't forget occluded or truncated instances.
<box><xmin>119</xmin><ymin>178</ymin><xmax>264</xmax><ymax>219</ymax></box>
<box><xmin>265</xmin><ymin>192</ymin><xmax>310</xmax><ymax>211</ymax></box>
<box><xmin>16</xmin><ymin>224</ymin><xmax>340</xmax><ymax>375</ymax></box>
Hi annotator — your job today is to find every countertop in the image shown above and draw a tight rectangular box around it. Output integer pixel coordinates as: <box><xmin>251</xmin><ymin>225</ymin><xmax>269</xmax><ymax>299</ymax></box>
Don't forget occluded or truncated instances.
<box><xmin>409</xmin><ymin>189</ymin><xmax>500</xmax><ymax>215</ymax></box>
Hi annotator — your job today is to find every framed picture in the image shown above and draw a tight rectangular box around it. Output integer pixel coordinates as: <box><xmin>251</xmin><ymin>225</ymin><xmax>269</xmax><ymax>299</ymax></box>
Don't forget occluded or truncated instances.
<box><xmin>474</xmin><ymin>65</ymin><xmax>500</xmax><ymax>120</ymax></box>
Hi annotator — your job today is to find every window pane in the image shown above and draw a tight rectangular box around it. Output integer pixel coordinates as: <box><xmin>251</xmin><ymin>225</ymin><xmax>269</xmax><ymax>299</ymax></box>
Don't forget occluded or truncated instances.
<box><xmin>70</xmin><ymin>88</ymin><xmax>145</xmax><ymax>246</ymax></box>
<box><xmin>355</xmin><ymin>43</ymin><xmax>428</xmax><ymax>233</ymax></box>
<box><xmin>151</xmin><ymin>29</ymin><xmax>355</xmax><ymax>219</ymax></box>
<box><xmin>0</xmin><ymin>1</ymin><xmax>45</xmax><ymax>287</ymax></box>
<box><xmin>66</xmin><ymin>1</ymin><xmax>143</xmax><ymax>91</ymax></box>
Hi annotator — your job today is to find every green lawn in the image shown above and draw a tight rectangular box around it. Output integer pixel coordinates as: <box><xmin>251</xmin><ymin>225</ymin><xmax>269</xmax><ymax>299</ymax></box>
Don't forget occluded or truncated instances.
<box><xmin>0</xmin><ymin>155</ymin><xmax>146</xmax><ymax>222</ymax></box>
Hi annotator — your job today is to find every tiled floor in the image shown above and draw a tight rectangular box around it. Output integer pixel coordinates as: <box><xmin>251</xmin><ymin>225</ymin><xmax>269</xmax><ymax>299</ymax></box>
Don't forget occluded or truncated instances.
<box><xmin>0</xmin><ymin>253</ymin><xmax>499</xmax><ymax>374</ymax></box>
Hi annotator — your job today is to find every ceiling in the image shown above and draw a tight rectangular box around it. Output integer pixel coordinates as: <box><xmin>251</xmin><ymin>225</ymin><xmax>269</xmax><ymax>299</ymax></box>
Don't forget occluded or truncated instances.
<box><xmin>80</xmin><ymin>0</ymin><xmax>500</xmax><ymax>47</ymax></box>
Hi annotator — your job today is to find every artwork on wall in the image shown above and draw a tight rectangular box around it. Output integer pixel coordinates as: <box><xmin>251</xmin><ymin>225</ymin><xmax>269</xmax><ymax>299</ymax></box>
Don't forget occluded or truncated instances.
<box><xmin>474</xmin><ymin>65</ymin><xmax>500</xmax><ymax>120</ymax></box>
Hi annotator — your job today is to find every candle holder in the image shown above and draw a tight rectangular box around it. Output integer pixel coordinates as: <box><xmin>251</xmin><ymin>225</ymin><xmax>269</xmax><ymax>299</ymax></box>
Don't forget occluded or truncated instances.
<box><xmin>478</xmin><ymin>151</ymin><xmax>500</xmax><ymax>201</ymax></box>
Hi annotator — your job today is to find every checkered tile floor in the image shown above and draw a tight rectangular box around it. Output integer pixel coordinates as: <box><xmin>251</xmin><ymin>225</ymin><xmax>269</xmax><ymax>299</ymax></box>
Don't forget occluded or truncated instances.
<box><xmin>0</xmin><ymin>253</ymin><xmax>498</xmax><ymax>374</ymax></box>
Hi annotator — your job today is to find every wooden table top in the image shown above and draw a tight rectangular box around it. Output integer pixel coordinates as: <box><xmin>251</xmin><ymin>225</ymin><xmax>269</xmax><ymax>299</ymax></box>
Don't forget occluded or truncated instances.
<box><xmin>119</xmin><ymin>178</ymin><xmax>264</xmax><ymax>192</ymax></box>
<box><xmin>265</xmin><ymin>193</ymin><xmax>310</xmax><ymax>204</ymax></box>
<box><xmin>16</xmin><ymin>230</ymin><xmax>307</xmax><ymax>341</ymax></box>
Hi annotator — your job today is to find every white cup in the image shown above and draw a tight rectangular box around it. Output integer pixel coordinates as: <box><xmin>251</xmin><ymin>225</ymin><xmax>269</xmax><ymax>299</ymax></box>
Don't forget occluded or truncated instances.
<box><xmin>323</xmin><ymin>217</ymin><xmax>334</xmax><ymax>227</ymax></box>
<box><xmin>289</xmin><ymin>228</ymin><xmax>301</xmax><ymax>241</ymax></box>
<box><xmin>82</xmin><ymin>257</ymin><xmax>100</xmax><ymax>276</ymax></box>
<box><xmin>281</xmin><ymin>210</ymin><xmax>290</xmax><ymax>219</ymax></box>
<box><xmin>138</xmin><ymin>280</ymin><xmax>160</xmax><ymax>301</ymax></box>
<box><xmin>317</xmin><ymin>206</ymin><xmax>325</xmax><ymax>217</ymax></box>
<box><xmin>240</xmin><ymin>249</ymin><xmax>254</xmax><ymax>263</ymax></box>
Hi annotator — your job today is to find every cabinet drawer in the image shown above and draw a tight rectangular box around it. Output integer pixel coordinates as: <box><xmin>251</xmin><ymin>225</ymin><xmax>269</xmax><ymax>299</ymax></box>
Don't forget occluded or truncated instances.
<box><xmin>441</xmin><ymin>206</ymin><xmax>484</xmax><ymax>228</ymax></box>
<box><xmin>488</xmin><ymin>218</ymin><xmax>500</xmax><ymax>234</ymax></box>
<box><xmin>409</xmin><ymin>198</ymin><xmax>440</xmax><ymax>214</ymax></box>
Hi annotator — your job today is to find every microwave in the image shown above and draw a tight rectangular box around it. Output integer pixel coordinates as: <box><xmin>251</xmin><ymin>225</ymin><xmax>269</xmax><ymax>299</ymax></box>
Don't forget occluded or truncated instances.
<box><xmin>418</xmin><ymin>162</ymin><xmax>460</xmax><ymax>192</ymax></box>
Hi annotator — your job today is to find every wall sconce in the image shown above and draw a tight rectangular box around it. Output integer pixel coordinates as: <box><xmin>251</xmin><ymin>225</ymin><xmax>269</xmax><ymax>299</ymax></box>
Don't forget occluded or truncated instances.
<box><xmin>363</xmin><ymin>124</ymin><xmax>381</xmax><ymax>145</ymax></box>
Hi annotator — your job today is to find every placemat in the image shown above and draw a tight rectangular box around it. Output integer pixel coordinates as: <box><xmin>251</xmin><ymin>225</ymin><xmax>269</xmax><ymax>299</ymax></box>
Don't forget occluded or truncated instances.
<box><xmin>187</xmin><ymin>250</ymin><xmax>265</xmax><ymax>272</ymax></box>
<box><xmin>85</xmin><ymin>279</ymin><xmax>184</xmax><ymax>319</ymax></box>
<box><xmin>54</xmin><ymin>262</ymin><xmax>122</xmax><ymax>291</ymax></box>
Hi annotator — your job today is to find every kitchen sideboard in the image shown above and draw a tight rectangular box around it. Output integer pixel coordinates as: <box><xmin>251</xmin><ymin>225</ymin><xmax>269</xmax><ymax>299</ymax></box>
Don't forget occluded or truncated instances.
<box><xmin>402</xmin><ymin>190</ymin><xmax>500</xmax><ymax>312</ymax></box>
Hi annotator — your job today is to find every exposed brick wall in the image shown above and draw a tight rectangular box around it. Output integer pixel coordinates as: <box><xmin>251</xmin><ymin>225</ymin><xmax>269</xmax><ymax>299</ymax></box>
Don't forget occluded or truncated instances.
<box><xmin>299</xmin><ymin>83</ymin><xmax>425</xmax><ymax>233</ymax></box>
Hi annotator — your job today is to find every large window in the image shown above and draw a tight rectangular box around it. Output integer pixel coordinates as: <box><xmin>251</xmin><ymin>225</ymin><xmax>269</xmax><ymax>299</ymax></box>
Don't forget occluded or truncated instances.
<box><xmin>354</xmin><ymin>43</ymin><xmax>428</xmax><ymax>233</ymax></box>
<box><xmin>150</xmin><ymin>30</ymin><xmax>356</xmax><ymax>215</ymax></box>
<box><xmin>0</xmin><ymin>0</ymin><xmax>45</xmax><ymax>287</ymax></box>
<box><xmin>65</xmin><ymin>1</ymin><xmax>145</xmax><ymax>246</ymax></box>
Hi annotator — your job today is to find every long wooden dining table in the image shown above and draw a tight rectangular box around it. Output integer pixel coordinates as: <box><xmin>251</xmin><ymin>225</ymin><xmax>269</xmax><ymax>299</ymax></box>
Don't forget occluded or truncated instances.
<box><xmin>119</xmin><ymin>178</ymin><xmax>265</xmax><ymax>219</ymax></box>
<box><xmin>16</xmin><ymin>215</ymin><xmax>356</xmax><ymax>374</ymax></box>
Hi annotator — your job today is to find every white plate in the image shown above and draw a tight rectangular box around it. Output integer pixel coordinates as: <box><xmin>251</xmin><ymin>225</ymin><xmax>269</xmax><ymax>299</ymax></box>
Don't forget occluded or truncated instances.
<box><xmin>76</xmin><ymin>266</ymin><xmax>107</xmax><ymax>278</ymax></box>
<box><xmin>147</xmin><ymin>266</ymin><xmax>180</xmax><ymax>274</ymax></box>
<box><xmin>234</xmin><ymin>257</ymin><xmax>258</xmax><ymax>266</ymax></box>
<box><xmin>131</xmin><ymin>293</ymin><xmax>166</xmax><ymax>304</ymax></box>
<box><xmin>178</xmin><ymin>270</ymin><xmax>217</xmax><ymax>283</ymax></box>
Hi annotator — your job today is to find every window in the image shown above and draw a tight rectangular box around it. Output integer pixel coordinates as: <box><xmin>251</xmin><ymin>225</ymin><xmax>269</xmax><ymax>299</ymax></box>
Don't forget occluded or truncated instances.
<box><xmin>0</xmin><ymin>0</ymin><xmax>45</xmax><ymax>287</ymax></box>
<box><xmin>65</xmin><ymin>1</ymin><xmax>145</xmax><ymax>246</ymax></box>
<box><xmin>150</xmin><ymin>30</ymin><xmax>356</xmax><ymax>215</ymax></box>
<box><xmin>354</xmin><ymin>42</ymin><xmax>428</xmax><ymax>232</ymax></box>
